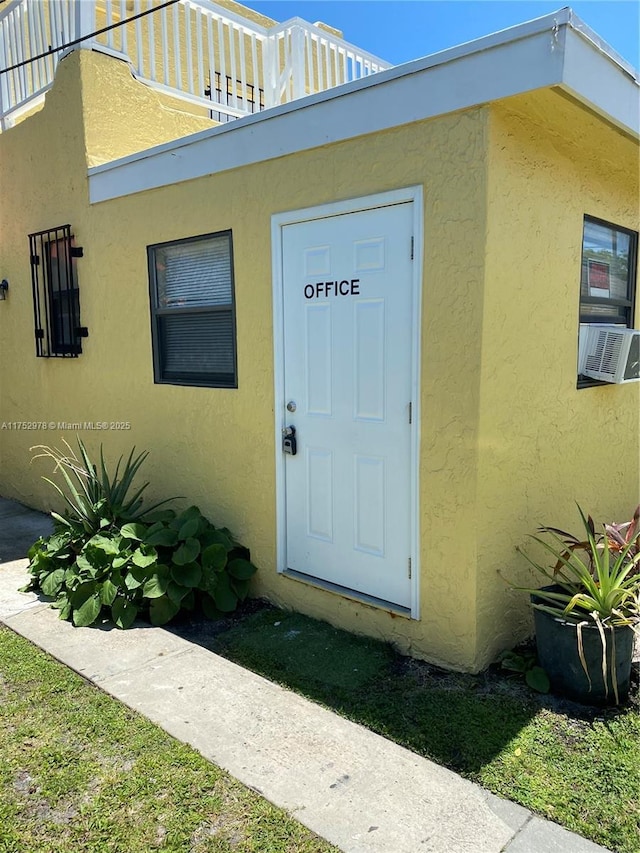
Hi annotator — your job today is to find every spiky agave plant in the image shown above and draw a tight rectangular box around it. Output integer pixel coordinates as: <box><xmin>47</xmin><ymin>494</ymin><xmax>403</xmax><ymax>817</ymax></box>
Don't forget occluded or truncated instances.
<box><xmin>516</xmin><ymin>505</ymin><xmax>640</xmax><ymax>704</ymax></box>
<box><xmin>30</xmin><ymin>438</ymin><xmax>174</xmax><ymax>535</ymax></box>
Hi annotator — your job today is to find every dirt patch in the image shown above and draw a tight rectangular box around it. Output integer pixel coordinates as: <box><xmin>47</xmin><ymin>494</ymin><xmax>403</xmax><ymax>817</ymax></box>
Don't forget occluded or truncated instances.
<box><xmin>191</xmin><ymin>816</ymin><xmax>246</xmax><ymax>851</ymax></box>
<box><xmin>13</xmin><ymin>770</ymin><xmax>37</xmax><ymax>796</ymax></box>
<box><xmin>12</xmin><ymin>771</ymin><xmax>78</xmax><ymax>827</ymax></box>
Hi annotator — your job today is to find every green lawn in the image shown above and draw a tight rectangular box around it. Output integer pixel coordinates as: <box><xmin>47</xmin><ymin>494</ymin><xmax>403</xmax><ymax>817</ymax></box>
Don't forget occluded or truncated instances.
<box><xmin>205</xmin><ymin>606</ymin><xmax>640</xmax><ymax>853</ymax></box>
<box><xmin>0</xmin><ymin>627</ymin><xmax>338</xmax><ymax>853</ymax></box>
<box><xmin>3</xmin><ymin>606</ymin><xmax>639</xmax><ymax>853</ymax></box>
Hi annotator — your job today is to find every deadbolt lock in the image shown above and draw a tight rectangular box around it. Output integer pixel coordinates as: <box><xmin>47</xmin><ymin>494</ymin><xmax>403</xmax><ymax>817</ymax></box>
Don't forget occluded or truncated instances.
<box><xmin>282</xmin><ymin>425</ymin><xmax>297</xmax><ymax>456</ymax></box>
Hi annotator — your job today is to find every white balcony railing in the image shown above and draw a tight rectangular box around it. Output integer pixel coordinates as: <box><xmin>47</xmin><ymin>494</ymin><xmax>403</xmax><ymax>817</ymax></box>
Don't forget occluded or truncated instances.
<box><xmin>0</xmin><ymin>0</ymin><xmax>391</xmax><ymax>131</ymax></box>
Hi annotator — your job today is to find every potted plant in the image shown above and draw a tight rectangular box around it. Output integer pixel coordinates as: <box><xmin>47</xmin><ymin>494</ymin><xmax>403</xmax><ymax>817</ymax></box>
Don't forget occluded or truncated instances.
<box><xmin>516</xmin><ymin>505</ymin><xmax>639</xmax><ymax>705</ymax></box>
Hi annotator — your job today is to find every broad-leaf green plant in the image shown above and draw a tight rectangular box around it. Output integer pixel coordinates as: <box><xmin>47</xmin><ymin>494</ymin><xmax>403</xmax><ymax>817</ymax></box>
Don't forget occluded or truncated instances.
<box><xmin>499</xmin><ymin>650</ymin><xmax>550</xmax><ymax>694</ymax></box>
<box><xmin>515</xmin><ymin>505</ymin><xmax>640</xmax><ymax>703</ymax></box>
<box><xmin>23</xmin><ymin>442</ymin><xmax>257</xmax><ymax>628</ymax></box>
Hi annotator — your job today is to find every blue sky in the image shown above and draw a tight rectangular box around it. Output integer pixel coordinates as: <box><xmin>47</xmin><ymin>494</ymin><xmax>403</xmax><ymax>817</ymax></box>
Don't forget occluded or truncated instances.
<box><xmin>247</xmin><ymin>1</ymin><xmax>640</xmax><ymax>70</ymax></box>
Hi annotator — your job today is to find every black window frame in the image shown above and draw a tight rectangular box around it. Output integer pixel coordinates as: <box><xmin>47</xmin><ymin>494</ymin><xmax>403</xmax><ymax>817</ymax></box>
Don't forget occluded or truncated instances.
<box><xmin>28</xmin><ymin>225</ymin><xmax>86</xmax><ymax>358</ymax></box>
<box><xmin>578</xmin><ymin>215</ymin><xmax>638</xmax><ymax>388</ymax></box>
<box><xmin>147</xmin><ymin>230</ymin><xmax>238</xmax><ymax>389</ymax></box>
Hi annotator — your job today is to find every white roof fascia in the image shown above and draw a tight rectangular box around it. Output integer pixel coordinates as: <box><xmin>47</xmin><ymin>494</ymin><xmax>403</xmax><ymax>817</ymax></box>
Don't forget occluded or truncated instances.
<box><xmin>88</xmin><ymin>9</ymin><xmax>638</xmax><ymax>205</ymax></box>
<box><xmin>560</xmin><ymin>12</ymin><xmax>639</xmax><ymax>135</ymax></box>
<box><xmin>566</xmin><ymin>10</ymin><xmax>638</xmax><ymax>81</ymax></box>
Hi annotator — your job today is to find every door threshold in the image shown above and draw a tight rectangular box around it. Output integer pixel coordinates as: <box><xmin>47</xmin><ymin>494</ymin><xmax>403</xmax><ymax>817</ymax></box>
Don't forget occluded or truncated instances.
<box><xmin>282</xmin><ymin>568</ymin><xmax>412</xmax><ymax>618</ymax></box>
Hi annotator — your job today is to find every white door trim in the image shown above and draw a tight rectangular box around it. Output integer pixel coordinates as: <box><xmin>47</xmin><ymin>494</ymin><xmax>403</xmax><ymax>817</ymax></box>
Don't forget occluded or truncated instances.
<box><xmin>271</xmin><ymin>186</ymin><xmax>423</xmax><ymax>619</ymax></box>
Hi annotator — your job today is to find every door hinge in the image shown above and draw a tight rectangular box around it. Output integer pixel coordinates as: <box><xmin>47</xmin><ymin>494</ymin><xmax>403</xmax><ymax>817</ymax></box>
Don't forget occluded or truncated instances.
<box><xmin>409</xmin><ymin>401</ymin><xmax>412</xmax><ymax>424</ymax></box>
<box><xmin>410</xmin><ymin>236</ymin><xmax>414</xmax><ymax>260</ymax></box>
<box><xmin>408</xmin><ymin>557</ymin><xmax>412</xmax><ymax>579</ymax></box>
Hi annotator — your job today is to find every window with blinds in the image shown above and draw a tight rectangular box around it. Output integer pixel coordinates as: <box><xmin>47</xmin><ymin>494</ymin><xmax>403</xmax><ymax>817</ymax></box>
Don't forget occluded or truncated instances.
<box><xmin>148</xmin><ymin>231</ymin><xmax>237</xmax><ymax>387</ymax></box>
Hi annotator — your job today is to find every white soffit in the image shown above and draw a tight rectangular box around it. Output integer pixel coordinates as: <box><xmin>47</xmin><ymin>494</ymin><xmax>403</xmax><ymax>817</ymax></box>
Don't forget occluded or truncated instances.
<box><xmin>89</xmin><ymin>8</ymin><xmax>640</xmax><ymax>204</ymax></box>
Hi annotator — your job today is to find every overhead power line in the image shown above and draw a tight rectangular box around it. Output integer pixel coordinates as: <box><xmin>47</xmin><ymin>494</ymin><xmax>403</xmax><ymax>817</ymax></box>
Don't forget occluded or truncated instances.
<box><xmin>0</xmin><ymin>0</ymin><xmax>180</xmax><ymax>76</ymax></box>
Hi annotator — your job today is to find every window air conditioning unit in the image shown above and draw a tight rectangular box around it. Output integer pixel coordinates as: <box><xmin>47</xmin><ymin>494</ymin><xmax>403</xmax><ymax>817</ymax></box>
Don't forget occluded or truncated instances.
<box><xmin>581</xmin><ymin>325</ymin><xmax>640</xmax><ymax>384</ymax></box>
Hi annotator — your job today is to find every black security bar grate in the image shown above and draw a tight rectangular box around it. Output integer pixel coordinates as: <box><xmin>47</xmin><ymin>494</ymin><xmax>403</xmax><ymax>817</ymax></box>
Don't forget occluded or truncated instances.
<box><xmin>29</xmin><ymin>225</ymin><xmax>87</xmax><ymax>358</ymax></box>
<box><xmin>205</xmin><ymin>72</ymin><xmax>265</xmax><ymax>124</ymax></box>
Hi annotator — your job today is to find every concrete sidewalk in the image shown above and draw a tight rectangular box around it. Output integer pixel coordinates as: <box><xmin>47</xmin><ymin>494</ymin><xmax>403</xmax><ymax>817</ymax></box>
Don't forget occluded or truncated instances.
<box><xmin>0</xmin><ymin>497</ymin><xmax>609</xmax><ymax>853</ymax></box>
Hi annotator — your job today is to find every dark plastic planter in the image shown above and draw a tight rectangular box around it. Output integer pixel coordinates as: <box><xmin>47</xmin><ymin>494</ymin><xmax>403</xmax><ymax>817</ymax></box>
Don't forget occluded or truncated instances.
<box><xmin>532</xmin><ymin>587</ymin><xmax>635</xmax><ymax>706</ymax></box>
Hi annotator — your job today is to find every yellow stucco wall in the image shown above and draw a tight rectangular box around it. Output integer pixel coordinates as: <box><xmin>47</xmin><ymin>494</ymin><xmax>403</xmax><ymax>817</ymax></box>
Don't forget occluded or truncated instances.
<box><xmin>476</xmin><ymin>89</ymin><xmax>640</xmax><ymax>669</ymax></box>
<box><xmin>0</xmin><ymin>48</ymin><xmax>488</xmax><ymax>670</ymax></box>
<box><xmin>80</xmin><ymin>51</ymin><xmax>215</xmax><ymax>166</ymax></box>
<box><xmin>0</xmin><ymin>50</ymin><xmax>214</xmax><ymax>489</ymax></box>
<box><xmin>1</xmin><ymin>49</ymin><xmax>638</xmax><ymax>671</ymax></box>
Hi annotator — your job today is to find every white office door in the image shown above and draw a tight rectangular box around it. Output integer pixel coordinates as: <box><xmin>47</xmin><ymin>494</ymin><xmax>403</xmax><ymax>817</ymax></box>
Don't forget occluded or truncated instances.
<box><xmin>281</xmin><ymin>201</ymin><xmax>415</xmax><ymax>608</ymax></box>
